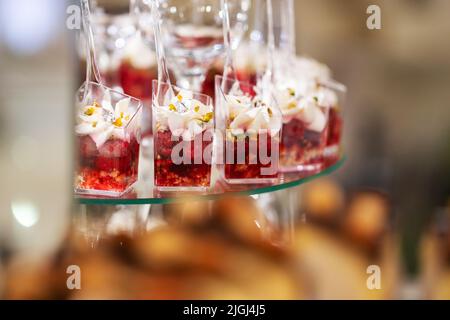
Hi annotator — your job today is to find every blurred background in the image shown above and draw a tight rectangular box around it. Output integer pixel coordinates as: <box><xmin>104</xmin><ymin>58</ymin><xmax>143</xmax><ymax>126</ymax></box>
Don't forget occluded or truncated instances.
<box><xmin>0</xmin><ymin>0</ymin><xmax>449</xmax><ymax>299</ymax></box>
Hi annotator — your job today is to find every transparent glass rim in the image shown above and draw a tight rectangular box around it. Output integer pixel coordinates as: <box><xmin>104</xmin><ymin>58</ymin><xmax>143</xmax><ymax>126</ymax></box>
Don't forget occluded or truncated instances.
<box><xmin>77</xmin><ymin>81</ymin><xmax>143</xmax><ymax>131</ymax></box>
<box><xmin>151</xmin><ymin>79</ymin><xmax>213</xmax><ymax>105</ymax></box>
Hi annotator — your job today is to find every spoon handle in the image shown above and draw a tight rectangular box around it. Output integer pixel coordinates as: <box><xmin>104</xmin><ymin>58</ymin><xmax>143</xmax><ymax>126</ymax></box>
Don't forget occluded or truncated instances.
<box><xmin>221</xmin><ymin>0</ymin><xmax>237</xmax><ymax>89</ymax></box>
<box><xmin>150</xmin><ymin>0</ymin><xmax>171</xmax><ymax>86</ymax></box>
<box><xmin>81</xmin><ymin>0</ymin><xmax>102</xmax><ymax>85</ymax></box>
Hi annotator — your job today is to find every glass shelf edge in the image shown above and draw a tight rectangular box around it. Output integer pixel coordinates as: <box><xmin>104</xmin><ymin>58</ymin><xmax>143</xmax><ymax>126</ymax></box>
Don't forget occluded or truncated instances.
<box><xmin>75</xmin><ymin>156</ymin><xmax>346</xmax><ymax>206</ymax></box>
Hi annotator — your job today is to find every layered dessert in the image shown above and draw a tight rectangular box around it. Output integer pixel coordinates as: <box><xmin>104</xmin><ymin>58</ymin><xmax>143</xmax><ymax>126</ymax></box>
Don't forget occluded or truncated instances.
<box><xmin>325</xmin><ymin>106</ymin><xmax>343</xmax><ymax>166</ymax></box>
<box><xmin>278</xmin><ymin>81</ymin><xmax>334</xmax><ymax>172</ymax></box>
<box><xmin>119</xmin><ymin>36</ymin><xmax>157</xmax><ymax>100</ymax></box>
<box><xmin>75</xmin><ymin>90</ymin><xmax>141</xmax><ymax>196</ymax></box>
<box><xmin>153</xmin><ymin>90</ymin><xmax>214</xmax><ymax>190</ymax></box>
<box><xmin>222</xmin><ymin>83</ymin><xmax>282</xmax><ymax>183</ymax></box>
<box><xmin>201</xmin><ymin>43</ymin><xmax>264</xmax><ymax>99</ymax></box>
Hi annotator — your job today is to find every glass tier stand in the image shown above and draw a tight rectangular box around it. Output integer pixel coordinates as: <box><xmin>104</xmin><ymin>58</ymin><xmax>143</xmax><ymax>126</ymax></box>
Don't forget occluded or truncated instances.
<box><xmin>75</xmin><ymin>142</ymin><xmax>345</xmax><ymax>206</ymax></box>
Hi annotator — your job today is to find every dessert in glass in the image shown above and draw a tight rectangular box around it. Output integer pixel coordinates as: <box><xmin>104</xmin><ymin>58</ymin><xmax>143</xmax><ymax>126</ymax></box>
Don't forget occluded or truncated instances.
<box><xmin>324</xmin><ymin>81</ymin><xmax>346</xmax><ymax>166</ymax></box>
<box><xmin>75</xmin><ymin>82</ymin><xmax>142</xmax><ymax>197</ymax></box>
<box><xmin>216</xmin><ymin>76</ymin><xmax>282</xmax><ymax>184</ymax></box>
<box><xmin>119</xmin><ymin>35</ymin><xmax>157</xmax><ymax>100</ymax></box>
<box><xmin>277</xmin><ymin>80</ymin><xmax>332</xmax><ymax>173</ymax></box>
<box><xmin>153</xmin><ymin>80</ymin><xmax>214</xmax><ymax>191</ymax></box>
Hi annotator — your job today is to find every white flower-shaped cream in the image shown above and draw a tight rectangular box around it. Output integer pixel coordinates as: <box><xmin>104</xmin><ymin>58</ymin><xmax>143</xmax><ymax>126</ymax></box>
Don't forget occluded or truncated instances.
<box><xmin>155</xmin><ymin>91</ymin><xmax>214</xmax><ymax>141</ymax></box>
<box><xmin>296</xmin><ymin>96</ymin><xmax>327</xmax><ymax>133</ymax></box>
<box><xmin>295</xmin><ymin>56</ymin><xmax>332</xmax><ymax>81</ymax></box>
<box><xmin>276</xmin><ymin>83</ymin><xmax>336</xmax><ymax>133</ymax></box>
<box><xmin>226</xmin><ymin>91</ymin><xmax>282</xmax><ymax>138</ymax></box>
<box><xmin>123</xmin><ymin>35</ymin><xmax>157</xmax><ymax>70</ymax></box>
<box><xmin>75</xmin><ymin>91</ymin><xmax>133</xmax><ymax>147</ymax></box>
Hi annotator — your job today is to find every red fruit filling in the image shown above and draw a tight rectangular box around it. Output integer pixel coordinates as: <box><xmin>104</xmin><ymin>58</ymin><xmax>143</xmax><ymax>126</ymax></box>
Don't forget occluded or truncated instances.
<box><xmin>224</xmin><ymin>134</ymin><xmax>278</xmax><ymax>180</ymax></box>
<box><xmin>76</xmin><ymin>135</ymin><xmax>140</xmax><ymax>193</ymax></box>
<box><xmin>280</xmin><ymin>118</ymin><xmax>328</xmax><ymax>168</ymax></box>
<box><xmin>201</xmin><ymin>66</ymin><xmax>223</xmax><ymax>100</ymax></box>
<box><xmin>154</xmin><ymin>130</ymin><xmax>212</xmax><ymax>188</ymax></box>
<box><xmin>236</xmin><ymin>70</ymin><xmax>257</xmax><ymax>96</ymax></box>
<box><xmin>119</xmin><ymin>60</ymin><xmax>157</xmax><ymax>100</ymax></box>
<box><xmin>327</xmin><ymin>108</ymin><xmax>342</xmax><ymax>147</ymax></box>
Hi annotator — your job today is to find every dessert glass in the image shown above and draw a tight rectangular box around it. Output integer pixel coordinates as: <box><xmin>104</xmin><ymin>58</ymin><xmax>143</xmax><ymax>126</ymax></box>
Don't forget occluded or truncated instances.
<box><xmin>119</xmin><ymin>35</ymin><xmax>157</xmax><ymax>100</ymax></box>
<box><xmin>278</xmin><ymin>81</ymin><xmax>332</xmax><ymax>173</ymax></box>
<box><xmin>75</xmin><ymin>82</ymin><xmax>142</xmax><ymax>197</ymax></box>
<box><xmin>324</xmin><ymin>81</ymin><xmax>346</xmax><ymax>166</ymax></box>
<box><xmin>216</xmin><ymin>76</ymin><xmax>282</xmax><ymax>184</ymax></box>
<box><xmin>153</xmin><ymin>80</ymin><xmax>214</xmax><ymax>191</ymax></box>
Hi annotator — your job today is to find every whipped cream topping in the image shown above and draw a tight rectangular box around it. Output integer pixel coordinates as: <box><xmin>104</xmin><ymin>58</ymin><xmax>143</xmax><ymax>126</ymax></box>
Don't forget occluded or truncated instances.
<box><xmin>76</xmin><ymin>91</ymin><xmax>133</xmax><ymax>148</ymax></box>
<box><xmin>233</xmin><ymin>42</ymin><xmax>268</xmax><ymax>74</ymax></box>
<box><xmin>154</xmin><ymin>90</ymin><xmax>214</xmax><ymax>141</ymax></box>
<box><xmin>123</xmin><ymin>35</ymin><xmax>157</xmax><ymax>69</ymax></box>
<box><xmin>230</xmin><ymin>41</ymin><xmax>333</xmax><ymax>81</ymax></box>
<box><xmin>295</xmin><ymin>56</ymin><xmax>332</xmax><ymax>81</ymax></box>
<box><xmin>224</xmin><ymin>83</ymin><xmax>282</xmax><ymax>137</ymax></box>
<box><xmin>276</xmin><ymin>83</ymin><xmax>337</xmax><ymax>132</ymax></box>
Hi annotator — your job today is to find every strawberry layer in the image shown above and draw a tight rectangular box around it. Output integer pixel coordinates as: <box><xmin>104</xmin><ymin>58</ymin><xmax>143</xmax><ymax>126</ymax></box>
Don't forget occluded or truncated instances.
<box><xmin>76</xmin><ymin>135</ymin><xmax>140</xmax><ymax>193</ymax></box>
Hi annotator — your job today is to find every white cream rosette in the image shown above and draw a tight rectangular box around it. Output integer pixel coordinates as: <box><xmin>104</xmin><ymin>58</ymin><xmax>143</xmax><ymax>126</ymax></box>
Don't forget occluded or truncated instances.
<box><xmin>75</xmin><ymin>91</ymin><xmax>132</xmax><ymax>148</ymax></box>
<box><xmin>276</xmin><ymin>81</ymin><xmax>338</xmax><ymax>133</ymax></box>
<box><xmin>155</xmin><ymin>90</ymin><xmax>214</xmax><ymax>141</ymax></box>
<box><xmin>123</xmin><ymin>35</ymin><xmax>157</xmax><ymax>70</ymax></box>
<box><xmin>224</xmin><ymin>88</ymin><xmax>282</xmax><ymax>138</ymax></box>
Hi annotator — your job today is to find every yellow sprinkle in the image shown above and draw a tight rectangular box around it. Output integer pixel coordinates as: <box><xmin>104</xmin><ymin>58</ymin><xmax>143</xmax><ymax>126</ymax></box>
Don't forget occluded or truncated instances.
<box><xmin>202</xmin><ymin>112</ymin><xmax>213</xmax><ymax>122</ymax></box>
<box><xmin>120</xmin><ymin>112</ymin><xmax>124</xmax><ymax>118</ymax></box>
<box><xmin>169</xmin><ymin>104</ymin><xmax>177</xmax><ymax>111</ymax></box>
<box><xmin>177</xmin><ymin>94</ymin><xmax>183</xmax><ymax>102</ymax></box>
<box><xmin>288</xmin><ymin>88</ymin><xmax>296</xmax><ymax>96</ymax></box>
<box><xmin>113</xmin><ymin>117</ymin><xmax>123</xmax><ymax>127</ymax></box>
<box><xmin>194</xmin><ymin>105</ymin><xmax>200</xmax><ymax>112</ymax></box>
<box><xmin>268</xmin><ymin>108</ymin><xmax>273</xmax><ymax>117</ymax></box>
<box><xmin>287</xmin><ymin>102</ymin><xmax>297</xmax><ymax>109</ymax></box>
<box><xmin>84</xmin><ymin>107</ymin><xmax>96</xmax><ymax>116</ymax></box>
<box><xmin>125</xmin><ymin>115</ymin><xmax>130</xmax><ymax>121</ymax></box>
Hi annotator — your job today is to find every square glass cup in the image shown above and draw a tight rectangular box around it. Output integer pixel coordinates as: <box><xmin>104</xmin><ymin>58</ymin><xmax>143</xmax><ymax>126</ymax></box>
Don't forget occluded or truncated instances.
<box><xmin>215</xmin><ymin>75</ymin><xmax>281</xmax><ymax>184</ymax></box>
<box><xmin>74</xmin><ymin>81</ymin><xmax>142</xmax><ymax>197</ymax></box>
<box><xmin>279</xmin><ymin>83</ymin><xmax>335</xmax><ymax>174</ymax></box>
<box><xmin>152</xmin><ymin>80</ymin><xmax>214</xmax><ymax>191</ymax></box>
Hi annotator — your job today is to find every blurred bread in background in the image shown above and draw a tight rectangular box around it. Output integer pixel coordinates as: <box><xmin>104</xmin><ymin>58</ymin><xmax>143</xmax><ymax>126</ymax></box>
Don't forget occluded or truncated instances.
<box><xmin>295</xmin><ymin>178</ymin><xmax>399</xmax><ymax>299</ymax></box>
<box><xmin>420</xmin><ymin>205</ymin><xmax>450</xmax><ymax>299</ymax></box>
<box><xmin>4</xmin><ymin>196</ymin><xmax>306</xmax><ymax>300</ymax></box>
